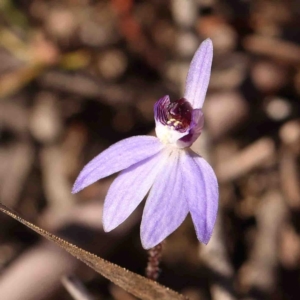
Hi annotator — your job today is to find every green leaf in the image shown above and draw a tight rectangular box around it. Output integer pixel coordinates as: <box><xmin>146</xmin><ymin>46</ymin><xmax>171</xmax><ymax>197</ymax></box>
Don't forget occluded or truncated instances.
<box><xmin>0</xmin><ymin>203</ymin><xmax>187</xmax><ymax>300</ymax></box>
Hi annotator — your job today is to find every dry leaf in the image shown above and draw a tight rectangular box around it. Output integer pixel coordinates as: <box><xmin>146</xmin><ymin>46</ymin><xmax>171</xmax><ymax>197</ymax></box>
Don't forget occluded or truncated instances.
<box><xmin>0</xmin><ymin>202</ymin><xmax>187</xmax><ymax>300</ymax></box>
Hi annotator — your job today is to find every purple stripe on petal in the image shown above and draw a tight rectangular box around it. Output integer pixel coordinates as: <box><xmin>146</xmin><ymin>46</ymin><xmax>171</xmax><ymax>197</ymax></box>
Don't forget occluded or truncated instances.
<box><xmin>72</xmin><ymin>136</ymin><xmax>164</xmax><ymax>193</ymax></box>
<box><xmin>180</xmin><ymin>149</ymin><xmax>218</xmax><ymax>244</ymax></box>
<box><xmin>141</xmin><ymin>149</ymin><xmax>189</xmax><ymax>249</ymax></box>
<box><xmin>154</xmin><ymin>95</ymin><xmax>170</xmax><ymax>126</ymax></box>
<box><xmin>184</xmin><ymin>39</ymin><xmax>213</xmax><ymax>109</ymax></box>
<box><xmin>103</xmin><ymin>150</ymin><xmax>168</xmax><ymax>232</ymax></box>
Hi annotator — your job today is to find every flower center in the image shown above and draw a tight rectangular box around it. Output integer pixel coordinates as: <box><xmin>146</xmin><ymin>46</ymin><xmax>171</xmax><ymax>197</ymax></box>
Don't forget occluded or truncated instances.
<box><xmin>166</xmin><ymin>98</ymin><xmax>192</xmax><ymax>132</ymax></box>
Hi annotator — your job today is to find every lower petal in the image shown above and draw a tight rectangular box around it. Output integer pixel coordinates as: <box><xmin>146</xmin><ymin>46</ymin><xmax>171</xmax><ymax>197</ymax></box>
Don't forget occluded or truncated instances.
<box><xmin>180</xmin><ymin>149</ymin><xmax>218</xmax><ymax>244</ymax></box>
<box><xmin>103</xmin><ymin>150</ymin><xmax>168</xmax><ymax>231</ymax></box>
<box><xmin>72</xmin><ymin>136</ymin><xmax>163</xmax><ymax>193</ymax></box>
<box><xmin>141</xmin><ymin>149</ymin><xmax>189</xmax><ymax>249</ymax></box>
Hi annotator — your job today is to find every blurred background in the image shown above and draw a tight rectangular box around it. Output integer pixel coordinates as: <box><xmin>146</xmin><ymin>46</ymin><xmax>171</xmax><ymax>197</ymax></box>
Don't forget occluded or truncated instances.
<box><xmin>0</xmin><ymin>0</ymin><xmax>300</xmax><ymax>299</ymax></box>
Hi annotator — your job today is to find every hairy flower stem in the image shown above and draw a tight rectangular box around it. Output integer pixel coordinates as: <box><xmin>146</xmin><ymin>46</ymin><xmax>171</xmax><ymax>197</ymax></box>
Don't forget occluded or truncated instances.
<box><xmin>145</xmin><ymin>243</ymin><xmax>163</xmax><ymax>281</ymax></box>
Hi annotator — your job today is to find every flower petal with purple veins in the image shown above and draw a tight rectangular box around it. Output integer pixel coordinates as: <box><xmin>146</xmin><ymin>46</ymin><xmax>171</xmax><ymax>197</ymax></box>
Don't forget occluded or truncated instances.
<box><xmin>103</xmin><ymin>150</ymin><xmax>169</xmax><ymax>232</ymax></box>
<box><xmin>154</xmin><ymin>96</ymin><xmax>197</xmax><ymax>146</ymax></box>
<box><xmin>140</xmin><ymin>149</ymin><xmax>189</xmax><ymax>249</ymax></box>
<box><xmin>177</xmin><ymin>109</ymin><xmax>204</xmax><ymax>148</ymax></box>
<box><xmin>154</xmin><ymin>95</ymin><xmax>170</xmax><ymax>126</ymax></box>
<box><xmin>180</xmin><ymin>149</ymin><xmax>218</xmax><ymax>244</ymax></box>
<box><xmin>72</xmin><ymin>136</ymin><xmax>164</xmax><ymax>193</ymax></box>
<box><xmin>184</xmin><ymin>39</ymin><xmax>213</xmax><ymax>109</ymax></box>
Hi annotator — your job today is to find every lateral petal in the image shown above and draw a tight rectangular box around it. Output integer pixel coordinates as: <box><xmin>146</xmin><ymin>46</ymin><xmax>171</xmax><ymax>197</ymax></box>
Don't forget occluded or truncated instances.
<box><xmin>72</xmin><ymin>136</ymin><xmax>164</xmax><ymax>193</ymax></box>
<box><xmin>184</xmin><ymin>39</ymin><xmax>213</xmax><ymax>109</ymax></box>
<box><xmin>181</xmin><ymin>149</ymin><xmax>218</xmax><ymax>244</ymax></box>
<box><xmin>141</xmin><ymin>149</ymin><xmax>189</xmax><ymax>249</ymax></box>
<box><xmin>177</xmin><ymin>109</ymin><xmax>204</xmax><ymax>148</ymax></box>
<box><xmin>103</xmin><ymin>150</ymin><xmax>168</xmax><ymax>232</ymax></box>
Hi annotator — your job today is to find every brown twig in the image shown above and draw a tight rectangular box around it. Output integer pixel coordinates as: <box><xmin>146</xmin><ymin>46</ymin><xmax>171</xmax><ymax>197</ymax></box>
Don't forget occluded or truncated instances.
<box><xmin>238</xmin><ymin>191</ymin><xmax>288</xmax><ymax>299</ymax></box>
<box><xmin>216</xmin><ymin>138</ymin><xmax>276</xmax><ymax>183</ymax></box>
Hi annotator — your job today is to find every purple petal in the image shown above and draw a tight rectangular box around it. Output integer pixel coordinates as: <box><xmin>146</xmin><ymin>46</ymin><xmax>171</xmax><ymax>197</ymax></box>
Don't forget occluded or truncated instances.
<box><xmin>184</xmin><ymin>38</ymin><xmax>213</xmax><ymax>109</ymax></box>
<box><xmin>177</xmin><ymin>109</ymin><xmax>204</xmax><ymax>148</ymax></box>
<box><xmin>154</xmin><ymin>95</ymin><xmax>170</xmax><ymax>126</ymax></box>
<box><xmin>180</xmin><ymin>150</ymin><xmax>218</xmax><ymax>244</ymax></box>
<box><xmin>190</xmin><ymin>109</ymin><xmax>205</xmax><ymax>136</ymax></box>
<box><xmin>154</xmin><ymin>96</ymin><xmax>192</xmax><ymax>145</ymax></box>
<box><xmin>140</xmin><ymin>150</ymin><xmax>189</xmax><ymax>249</ymax></box>
<box><xmin>103</xmin><ymin>150</ymin><xmax>168</xmax><ymax>232</ymax></box>
<box><xmin>72</xmin><ymin>136</ymin><xmax>164</xmax><ymax>193</ymax></box>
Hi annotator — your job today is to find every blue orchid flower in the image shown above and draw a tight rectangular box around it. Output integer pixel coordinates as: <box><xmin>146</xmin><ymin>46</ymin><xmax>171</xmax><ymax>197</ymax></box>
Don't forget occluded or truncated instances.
<box><xmin>72</xmin><ymin>39</ymin><xmax>219</xmax><ymax>249</ymax></box>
